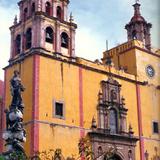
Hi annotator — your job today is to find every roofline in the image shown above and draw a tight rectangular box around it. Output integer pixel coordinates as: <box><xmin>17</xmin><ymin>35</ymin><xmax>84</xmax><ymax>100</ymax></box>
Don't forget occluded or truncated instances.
<box><xmin>4</xmin><ymin>49</ymin><xmax>148</xmax><ymax>86</ymax></box>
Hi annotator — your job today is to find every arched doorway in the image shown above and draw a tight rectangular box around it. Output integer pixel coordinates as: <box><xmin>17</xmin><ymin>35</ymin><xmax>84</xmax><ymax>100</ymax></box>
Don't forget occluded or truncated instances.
<box><xmin>104</xmin><ymin>154</ymin><xmax>122</xmax><ymax>160</ymax></box>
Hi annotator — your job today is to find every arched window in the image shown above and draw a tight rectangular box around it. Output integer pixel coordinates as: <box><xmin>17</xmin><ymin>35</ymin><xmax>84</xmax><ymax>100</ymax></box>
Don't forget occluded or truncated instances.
<box><xmin>105</xmin><ymin>154</ymin><xmax>122</xmax><ymax>160</ymax></box>
<box><xmin>98</xmin><ymin>146</ymin><xmax>103</xmax><ymax>157</ymax></box>
<box><xmin>15</xmin><ymin>35</ymin><xmax>21</xmax><ymax>54</ymax></box>
<box><xmin>24</xmin><ymin>8</ymin><xmax>28</xmax><ymax>21</ymax></box>
<box><xmin>31</xmin><ymin>3</ymin><xmax>35</xmax><ymax>14</ymax></box>
<box><xmin>45</xmin><ymin>27</ymin><xmax>53</xmax><ymax>43</ymax></box>
<box><xmin>45</xmin><ymin>2</ymin><xmax>51</xmax><ymax>16</ymax></box>
<box><xmin>109</xmin><ymin>109</ymin><xmax>117</xmax><ymax>134</ymax></box>
<box><xmin>61</xmin><ymin>32</ymin><xmax>69</xmax><ymax>48</ymax></box>
<box><xmin>111</xmin><ymin>90</ymin><xmax>117</xmax><ymax>101</ymax></box>
<box><xmin>132</xmin><ymin>30</ymin><xmax>137</xmax><ymax>39</ymax></box>
<box><xmin>26</xmin><ymin>28</ymin><xmax>32</xmax><ymax>49</ymax></box>
<box><xmin>23</xmin><ymin>8</ymin><xmax>28</xmax><ymax>21</ymax></box>
<box><xmin>57</xmin><ymin>6</ymin><xmax>62</xmax><ymax>19</ymax></box>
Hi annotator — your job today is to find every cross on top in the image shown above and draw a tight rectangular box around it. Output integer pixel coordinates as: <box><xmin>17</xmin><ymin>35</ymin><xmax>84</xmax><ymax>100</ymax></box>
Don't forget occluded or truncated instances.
<box><xmin>135</xmin><ymin>0</ymin><xmax>140</xmax><ymax>3</ymax></box>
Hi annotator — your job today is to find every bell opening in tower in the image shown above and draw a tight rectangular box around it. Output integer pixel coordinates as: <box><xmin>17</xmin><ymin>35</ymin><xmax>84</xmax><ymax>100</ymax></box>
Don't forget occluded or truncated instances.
<box><xmin>45</xmin><ymin>2</ymin><xmax>52</xmax><ymax>16</ymax></box>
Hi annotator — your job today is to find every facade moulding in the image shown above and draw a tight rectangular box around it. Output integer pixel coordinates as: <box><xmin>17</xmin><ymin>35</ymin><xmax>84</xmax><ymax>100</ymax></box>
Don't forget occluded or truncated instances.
<box><xmin>103</xmin><ymin>40</ymin><xmax>160</xmax><ymax>59</ymax></box>
<box><xmin>79</xmin><ymin>68</ymin><xmax>85</xmax><ymax>137</ymax></box>
<box><xmin>34</xmin><ymin>11</ymin><xmax>77</xmax><ymax>28</ymax></box>
<box><xmin>10</xmin><ymin>11</ymin><xmax>78</xmax><ymax>30</ymax></box>
<box><xmin>88</xmin><ymin>132</ymin><xmax>139</xmax><ymax>146</ymax></box>
<box><xmin>4</xmin><ymin>51</ymin><xmax>148</xmax><ymax>86</ymax></box>
<box><xmin>23</xmin><ymin>120</ymin><xmax>160</xmax><ymax>142</ymax></box>
<box><xmin>136</xmin><ymin>84</ymin><xmax>145</xmax><ymax>160</ymax></box>
<box><xmin>31</xmin><ymin>55</ymin><xmax>40</xmax><ymax>155</ymax></box>
<box><xmin>118</xmin><ymin>46</ymin><xmax>160</xmax><ymax>58</ymax></box>
<box><xmin>24</xmin><ymin>120</ymin><xmax>91</xmax><ymax>132</ymax></box>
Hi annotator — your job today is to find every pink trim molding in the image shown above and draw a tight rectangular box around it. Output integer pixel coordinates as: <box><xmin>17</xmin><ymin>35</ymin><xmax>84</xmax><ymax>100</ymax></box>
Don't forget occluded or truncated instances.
<box><xmin>136</xmin><ymin>84</ymin><xmax>144</xmax><ymax>160</ymax></box>
<box><xmin>31</xmin><ymin>55</ymin><xmax>40</xmax><ymax>155</ymax></box>
<box><xmin>79</xmin><ymin>68</ymin><xmax>84</xmax><ymax>138</ymax></box>
<box><xmin>0</xmin><ymin>71</ymin><xmax>6</xmax><ymax>152</ymax></box>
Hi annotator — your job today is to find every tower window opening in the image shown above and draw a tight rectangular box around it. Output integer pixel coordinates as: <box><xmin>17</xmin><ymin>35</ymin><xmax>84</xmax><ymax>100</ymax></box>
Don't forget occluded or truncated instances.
<box><xmin>24</xmin><ymin>8</ymin><xmax>28</xmax><ymax>21</ymax></box>
<box><xmin>45</xmin><ymin>2</ymin><xmax>51</xmax><ymax>16</ymax></box>
<box><xmin>109</xmin><ymin>109</ymin><xmax>118</xmax><ymax>134</ymax></box>
<box><xmin>132</xmin><ymin>30</ymin><xmax>137</xmax><ymax>39</ymax></box>
<box><xmin>61</xmin><ymin>32</ymin><xmax>69</xmax><ymax>48</ymax></box>
<box><xmin>54</xmin><ymin>101</ymin><xmax>64</xmax><ymax>119</ymax></box>
<box><xmin>98</xmin><ymin>146</ymin><xmax>103</xmax><ymax>157</ymax></box>
<box><xmin>111</xmin><ymin>90</ymin><xmax>117</xmax><ymax>101</ymax></box>
<box><xmin>31</xmin><ymin>3</ymin><xmax>35</xmax><ymax>14</ymax></box>
<box><xmin>15</xmin><ymin>35</ymin><xmax>21</xmax><ymax>54</ymax></box>
<box><xmin>153</xmin><ymin>122</ymin><xmax>159</xmax><ymax>134</ymax></box>
<box><xmin>26</xmin><ymin>28</ymin><xmax>32</xmax><ymax>49</ymax></box>
<box><xmin>57</xmin><ymin>6</ymin><xmax>62</xmax><ymax>20</ymax></box>
<box><xmin>45</xmin><ymin>27</ymin><xmax>53</xmax><ymax>43</ymax></box>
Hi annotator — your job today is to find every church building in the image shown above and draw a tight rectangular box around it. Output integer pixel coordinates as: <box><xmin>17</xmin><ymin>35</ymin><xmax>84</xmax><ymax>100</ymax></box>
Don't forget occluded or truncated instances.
<box><xmin>0</xmin><ymin>0</ymin><xmax>160</xmax><ymax>159</ymax></box>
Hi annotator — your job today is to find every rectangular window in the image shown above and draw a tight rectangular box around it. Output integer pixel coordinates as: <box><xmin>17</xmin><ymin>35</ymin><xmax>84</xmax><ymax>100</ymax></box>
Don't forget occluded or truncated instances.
<box><xmin>153</xmin><ymin>122</ymin><xmax>159</xmax><ymax>134</ymax></box>
<box><xmin>53</xmin><ymin>101</ymin><xmax>64</xmax><ymax>119</ymax></box>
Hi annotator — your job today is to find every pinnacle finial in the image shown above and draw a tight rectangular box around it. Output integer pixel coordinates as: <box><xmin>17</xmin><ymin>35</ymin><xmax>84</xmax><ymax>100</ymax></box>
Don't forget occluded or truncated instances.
<box><xmin>91</xmin><ymin>116</ymin><xmax>97</xmax><ymax>130</ymax></box>
<box><xmin>128</xmin><ymin>123</ymin><xmax>134</xmax><ymax>136</ymax></box>
<box><xmin>133</xmin><ymin>0</ymin><xmax>141</xmax><ymax>16</ymax></box>
<box><xmin>69</xmin><ymin>12</ymin><xmax>74</xmax><ymax>23</ymax></box>
<box><xmin>14</xmin><ymin>15</ymin><xmax>18</xmax><ymax>25</ymax></box>
<box><xmin>135</xmin><ymin>0</ymin><xmax>140</xmax><ymax>4</ymax></box>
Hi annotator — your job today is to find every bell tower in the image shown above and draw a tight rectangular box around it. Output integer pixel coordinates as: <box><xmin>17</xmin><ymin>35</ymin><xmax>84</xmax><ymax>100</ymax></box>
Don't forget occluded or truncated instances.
<box><xmin>10</xmin><ymin>0</ymin><xmax>77</xmax><ymax>62</ymax></box>
<box><xmin>125</xmin><ymin>1</ymin><xmax>152</xmax><ymax>50</ymax></box>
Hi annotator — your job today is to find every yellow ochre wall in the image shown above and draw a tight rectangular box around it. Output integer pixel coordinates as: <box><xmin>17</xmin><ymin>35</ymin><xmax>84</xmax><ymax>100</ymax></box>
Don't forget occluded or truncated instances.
<box><xmin>140</xmin><ymin>85</ymin><xmax>160</xmax><ymax>159</ymax></box>
<box><xmin>103</xmin><ymin>40</ymin><xmax>160</xmax><ymax>159</ymax></box>
<box><xmin>4</xmin><ymin>44</ymin><xmax>160</xmax><ymax>159</ymax></box>
<box><xmin>4</xmin><ymin>56</ymin><xmax>33</xmax><ymax>156</ymax></box>
<box><xmin>37</xmin><ymin>55</ymin><xmax>157</xmax><ymax>159</ymax></box>
<box><xmin>136</xmin><ymin>49</ymin><xmax>160</xmax><ymax>85</ymax></box>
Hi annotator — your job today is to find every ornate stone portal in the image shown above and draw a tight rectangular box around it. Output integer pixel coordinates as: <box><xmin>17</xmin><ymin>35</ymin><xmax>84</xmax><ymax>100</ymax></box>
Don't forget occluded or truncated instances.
<box><xmin>2</xmin><ymin>71</ymin><xmax>26</xmax><ymax>158</ymax></box>
<box><xmin>89</xmin><ymin>77</ymin><xmax>138</xmax><ymax>160</ymax></box>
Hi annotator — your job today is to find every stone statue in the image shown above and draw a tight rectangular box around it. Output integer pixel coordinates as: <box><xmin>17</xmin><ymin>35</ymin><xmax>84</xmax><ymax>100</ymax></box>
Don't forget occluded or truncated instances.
<box><xmin>10</xmin><ymin>70</ymin><xmax>25</xmax><ymax>111</ymax></box>
<box><xmin>2</xmin><ymin>70</ymin><xmax>26</xmax><ymax>157</ymax></box>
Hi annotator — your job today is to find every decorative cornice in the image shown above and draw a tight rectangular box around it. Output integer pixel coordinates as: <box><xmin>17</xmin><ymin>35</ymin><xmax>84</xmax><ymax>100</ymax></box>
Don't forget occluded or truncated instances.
<box><xmin>9</xmin><ymin>11</ymin><xmax>77</xmax><ymax>30</ymax></box>
<box><xmin>4</xmin><ymin>50</ymin><xmax>148</xmax><ymax>86</ymax></box>
<box><xmin>88</xmin><ymin>131</ymin><xmax>139</xmax><ymax>143</ymax></box>
<box><xmin>118</xmin><ymin>45</ymin><xmax>160</xmax><ymax>58</ymax></box>
<box><xmin>35</xmin><ymin>11</ymin><xmax>78</xmax><ymax>28</ymax></box>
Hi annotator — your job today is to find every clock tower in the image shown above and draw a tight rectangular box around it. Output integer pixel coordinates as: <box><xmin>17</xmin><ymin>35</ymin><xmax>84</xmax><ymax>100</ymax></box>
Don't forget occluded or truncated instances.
<box><xmin>103</xmin><ymin>1</ymin><xmax>160</xmax><ymax>82</ymax></box>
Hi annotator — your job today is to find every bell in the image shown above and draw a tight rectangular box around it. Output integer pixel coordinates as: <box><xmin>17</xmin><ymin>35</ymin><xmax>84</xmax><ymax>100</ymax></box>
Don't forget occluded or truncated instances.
<box><xmin>46</xmin><ymin>33</ymin><xmax>52</xmax><ymax>39</ymax></box>
<box><xmin>62</xmin><ymin>38</ymin><xmax>66</xmax><ymax>44</ymax></box>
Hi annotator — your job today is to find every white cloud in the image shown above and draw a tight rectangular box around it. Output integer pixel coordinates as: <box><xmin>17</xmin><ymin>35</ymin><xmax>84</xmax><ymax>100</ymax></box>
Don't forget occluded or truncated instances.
<box><xmin>0</xmin><ymin>5</ymin><xmax>18</xmax><ymax>80</ymax></box>
<box><xmin>75</xmin><ymin>27</ymin><xmax>106</xmax><ymax>61</ymax></box>
<box><xmin>0</xmin><ymin>0</ymin><xmax>159</xmax><ymax>80</ymax></box>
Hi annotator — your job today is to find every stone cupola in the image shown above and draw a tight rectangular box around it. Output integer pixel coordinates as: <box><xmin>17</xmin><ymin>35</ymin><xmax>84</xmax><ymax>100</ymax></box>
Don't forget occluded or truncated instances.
<box><xmin>125</xmin><ymin>1</ymin><xmax>152</xmax><ymax>50</ymax></box>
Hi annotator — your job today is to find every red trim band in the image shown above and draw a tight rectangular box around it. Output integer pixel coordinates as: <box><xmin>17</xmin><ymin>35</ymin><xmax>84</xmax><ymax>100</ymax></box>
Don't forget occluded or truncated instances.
<box><xmin>31</xmin><ymin>55</ymin><xmax>40</xmax><ymax>155</ymax></box>
<box><xmin>79</xmin><ymin>68</ymin><xmax>85</xmax><ymax>160</ymax></box>
<box><xmin>136</xmin><ymin>84</ymin><xmax>144</xmax><ymax>160</ymax></box>
<box><xmin>79</xmin><ymin>68</ymin><xmax>84</xmax><ymax>138</ymax></box>
<box><xmin>0</xmin><ymin>71</ymin><xmax>6</xmax><ymax>152</ymax></box>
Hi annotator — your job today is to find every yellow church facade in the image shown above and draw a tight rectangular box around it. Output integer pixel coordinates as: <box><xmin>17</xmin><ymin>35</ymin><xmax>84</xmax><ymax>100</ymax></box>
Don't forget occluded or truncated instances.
<box><xmin>0</xmin><ymin>0</ymin><xmax>159</xmax><ymax>160</ymax></box>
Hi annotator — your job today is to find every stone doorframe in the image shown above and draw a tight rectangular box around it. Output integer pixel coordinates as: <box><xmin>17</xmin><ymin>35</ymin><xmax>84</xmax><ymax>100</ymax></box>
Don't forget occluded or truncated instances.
<box><xmin>88</xmin><ymin>131</ymin><xmax>138</xmax><ymax>160</ymax></box>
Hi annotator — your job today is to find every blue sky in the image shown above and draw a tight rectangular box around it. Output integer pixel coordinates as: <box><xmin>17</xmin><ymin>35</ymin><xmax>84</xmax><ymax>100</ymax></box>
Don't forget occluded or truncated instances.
<box><xmin>0</xmin><ymin>0</ymin><xmax>159</xmax><ymax>80</ymax></box>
